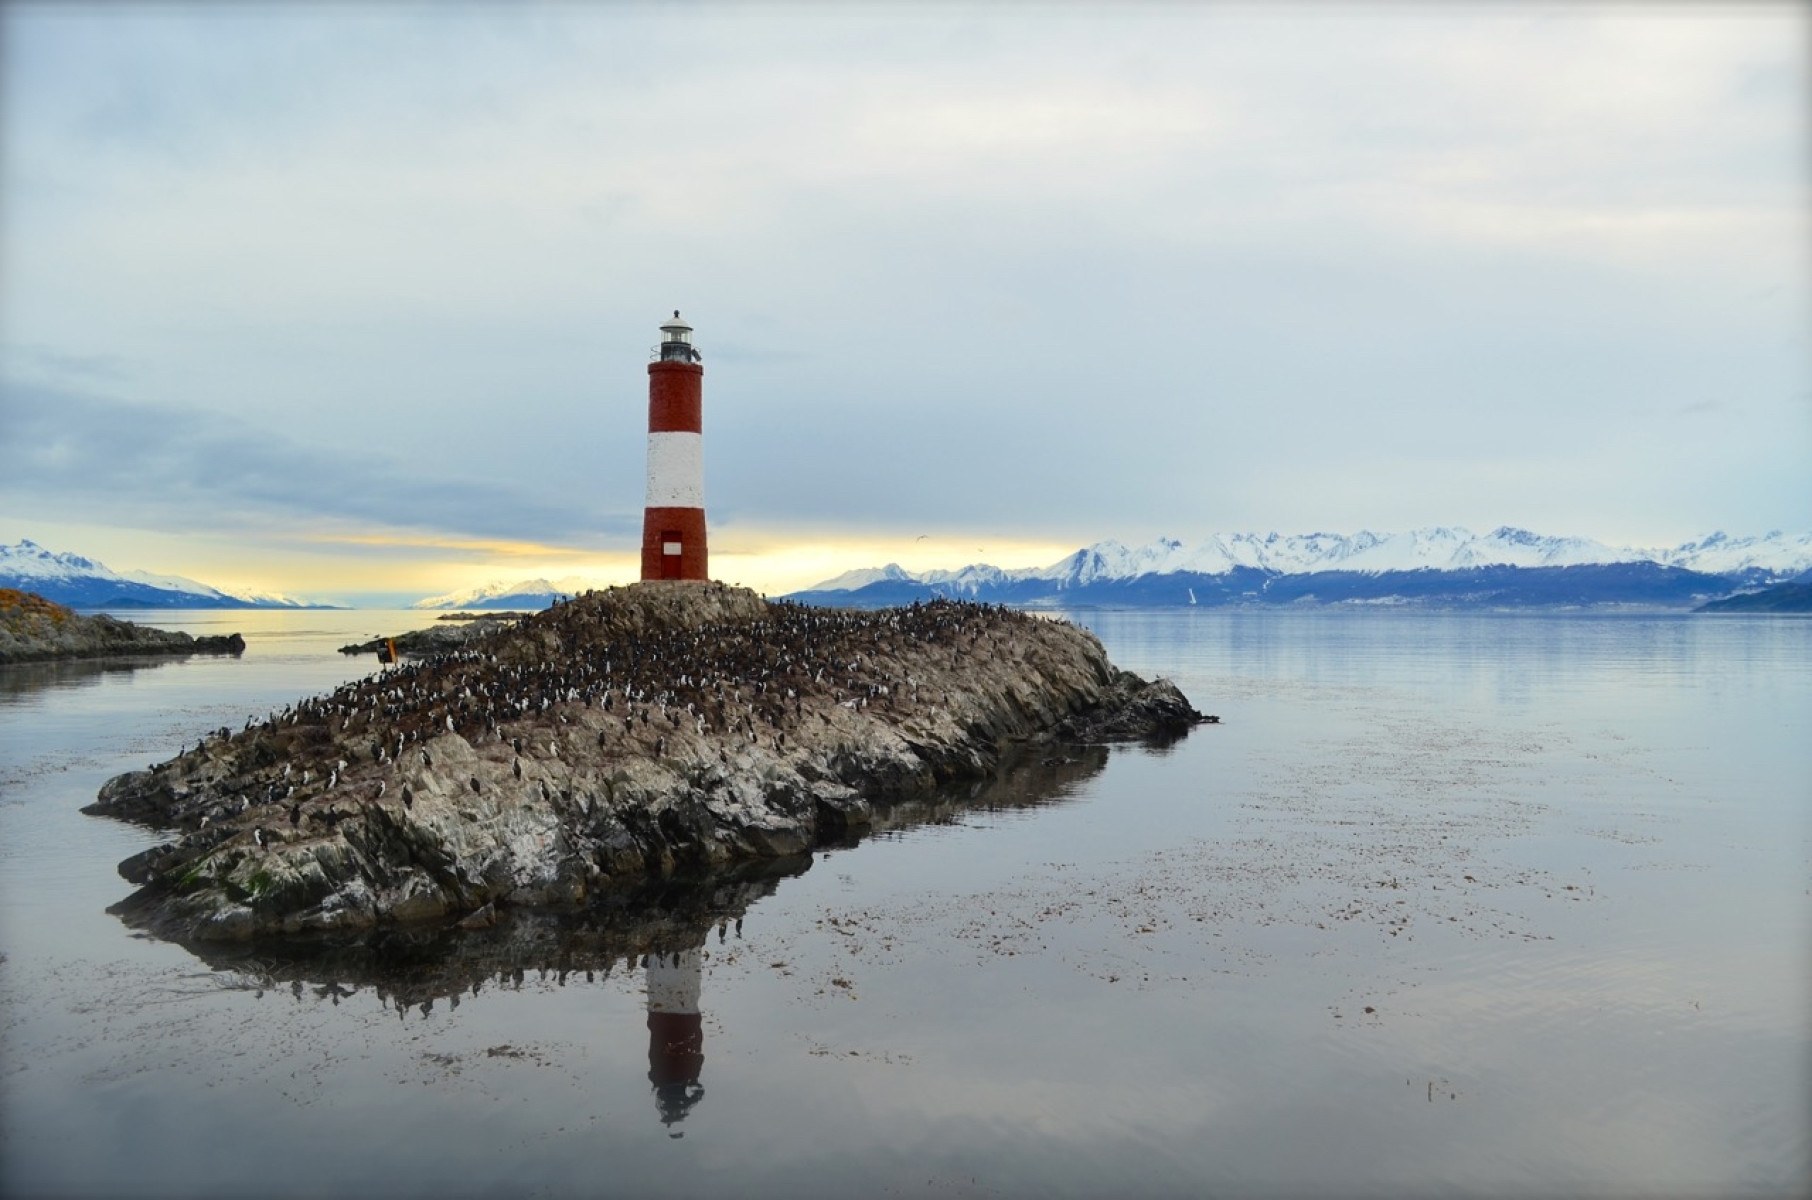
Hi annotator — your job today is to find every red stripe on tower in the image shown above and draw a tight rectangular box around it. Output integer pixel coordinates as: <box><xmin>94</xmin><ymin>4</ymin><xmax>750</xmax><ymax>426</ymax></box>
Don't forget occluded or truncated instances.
<box><xmin>641</xmin><ymin>312</ymin><xmax>708</xmax><ymax>582</ymax></box>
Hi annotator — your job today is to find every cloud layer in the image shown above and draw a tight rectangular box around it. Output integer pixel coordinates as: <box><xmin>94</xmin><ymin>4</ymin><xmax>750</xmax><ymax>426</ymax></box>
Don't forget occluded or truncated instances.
<box><xmin>3</xmin><ymin>5</ymin><xmax>1807</xmax><ymax>589</ymax></box>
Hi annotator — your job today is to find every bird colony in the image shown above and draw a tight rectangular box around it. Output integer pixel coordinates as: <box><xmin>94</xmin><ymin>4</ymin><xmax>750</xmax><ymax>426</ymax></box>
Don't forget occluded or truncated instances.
<box><xmin>91</xmin><ymin>582</ymin><xmax>1204</xmax><ymax>942</ymax></box>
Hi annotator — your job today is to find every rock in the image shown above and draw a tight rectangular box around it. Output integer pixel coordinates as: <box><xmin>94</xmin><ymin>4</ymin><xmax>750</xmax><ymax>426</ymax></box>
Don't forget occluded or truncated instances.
<box><xmin>94</xmin><ymin>583</ymin><xmax>1209</xmax><ymax>943</ymax></box>
<box><xmin>1054</xmin><ymin>671</ymin><xmax>1205</xmax><ymax>744</ymax></box>
<box><xmin>339</xmin><ymin>616</ymin><xmax>517</xmax><ymax>658</ymax></box>
<box><xmin>458</xmin><ymin>902</ymin><xmax>499</xmax><ymax>930</ymax></box>
<box><xmin>0</xmin><ymin>588</ymin><xmax>245</xmax><ymax>665</ymax></box>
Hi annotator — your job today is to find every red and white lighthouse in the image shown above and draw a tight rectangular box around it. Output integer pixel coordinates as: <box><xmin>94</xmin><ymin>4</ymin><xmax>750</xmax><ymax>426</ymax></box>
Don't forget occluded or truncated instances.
<box><xmin>640</xmin><ymin>311</ymin><xmax>708</xmax><ymax>582</ymax></box>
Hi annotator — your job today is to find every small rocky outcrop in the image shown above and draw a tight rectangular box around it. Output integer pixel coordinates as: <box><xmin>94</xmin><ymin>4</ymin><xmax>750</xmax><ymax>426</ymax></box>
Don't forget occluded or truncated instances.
<box><xmin>92</xmin><ymin>582</ymin><xmax>1206</xmax><ymax>943</ymax></box>
<box><xmin>0</xmin><ymin>588</ymin><xmax>245</xmax><ymax>665</ymax></box>
<box><xmin>1695</xmin><ymin>580</ymin><xmax>1812</xmax><ymax>613</ymax></box>
<box><xmin>339</xmin><ymin>613</ymin><xmax>519</xmax><ymax>658</ymax></box>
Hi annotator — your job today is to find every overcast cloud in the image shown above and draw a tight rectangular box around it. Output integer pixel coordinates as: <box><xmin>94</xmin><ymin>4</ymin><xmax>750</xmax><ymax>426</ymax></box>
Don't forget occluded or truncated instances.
<box><xmin>0</xmin><ymin>380</ymin><xmax>631</xmax><ymax>544</ymax></box>
<box><xmin>2</xmin><ymin>3</ymin><xmax>1807</xmax><ymax>595</ymax></box>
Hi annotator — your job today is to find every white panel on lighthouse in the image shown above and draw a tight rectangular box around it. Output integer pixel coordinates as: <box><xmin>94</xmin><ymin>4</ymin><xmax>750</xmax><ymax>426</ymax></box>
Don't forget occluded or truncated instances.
<box><xmin>645</xmin><ymin>432</ymin><xmax>704</xmax><ymax>508</ymax></box>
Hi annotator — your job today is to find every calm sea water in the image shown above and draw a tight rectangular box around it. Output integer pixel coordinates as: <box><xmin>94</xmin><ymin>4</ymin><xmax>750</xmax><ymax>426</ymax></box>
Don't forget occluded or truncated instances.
<box><xmin>1</xmin><ymin>608</ymin><xmax>1807</xmax><ymax>1199</ymax></box>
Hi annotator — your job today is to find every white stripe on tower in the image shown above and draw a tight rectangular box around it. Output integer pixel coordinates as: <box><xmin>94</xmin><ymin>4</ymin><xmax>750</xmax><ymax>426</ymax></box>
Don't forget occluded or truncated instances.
<box><xmin>645</xmin><ymin>431</ymin><xmax>703</xmax><ymax>508</ymax></box>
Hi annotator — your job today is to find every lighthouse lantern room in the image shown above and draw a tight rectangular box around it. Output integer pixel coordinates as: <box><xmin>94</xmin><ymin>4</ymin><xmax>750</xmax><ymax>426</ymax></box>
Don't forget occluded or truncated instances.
<box><xmin>658</xmin><ymin>314</ymin><xmax>700</xmax><ymax>363</ymax></box>
<box><xmin>641</xmin><ymin>311</ymin><xmax>708</xmax><ymax>582</ymax></box>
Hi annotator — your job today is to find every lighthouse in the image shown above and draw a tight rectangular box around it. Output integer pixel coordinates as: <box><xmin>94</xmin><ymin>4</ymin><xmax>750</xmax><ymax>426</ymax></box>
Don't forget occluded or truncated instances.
<box><xmin>641</xmin><ymin>311</ymin><xmax>708</xmax><ymax>582</ymax></box>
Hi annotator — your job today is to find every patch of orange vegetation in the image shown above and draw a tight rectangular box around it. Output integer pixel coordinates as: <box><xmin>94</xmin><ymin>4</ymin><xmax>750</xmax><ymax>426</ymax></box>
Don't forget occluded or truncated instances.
<box><xmin>0</xmin><ymin>587</ymin><xmax>74</xmax><ymax>626</ymax></box>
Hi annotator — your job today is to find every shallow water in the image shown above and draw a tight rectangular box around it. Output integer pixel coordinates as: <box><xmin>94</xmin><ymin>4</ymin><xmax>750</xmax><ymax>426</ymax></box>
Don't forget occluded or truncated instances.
<box><xmin>1</xmin><ymin>608</ymin><xmax>1807</xmax><ymax>1198</ymax></box>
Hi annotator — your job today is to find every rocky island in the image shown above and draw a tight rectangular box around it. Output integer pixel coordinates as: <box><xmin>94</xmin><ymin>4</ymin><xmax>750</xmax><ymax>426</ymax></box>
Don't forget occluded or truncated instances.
<box><xmin>0</xmin><ymin>588</ymin><xmax>245</xmax><ymax>665</ymax></box>
<box><xmin>90</xmin><ymin>583</ymin><xmax>1205</xmax><ymax>943</ymax></box>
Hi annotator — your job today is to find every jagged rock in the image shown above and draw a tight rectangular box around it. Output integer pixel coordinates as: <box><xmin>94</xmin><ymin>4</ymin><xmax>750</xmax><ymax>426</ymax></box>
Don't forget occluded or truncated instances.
<box><xmin>0</xmin><ymin>588</ymin><xmax>246</xmax><ymax>664</ymax></box>
<box><xmin>1054</xmin><ymin>671</ymin><xmax>1204</xmax><ymax>743</ymax></box>
<box><xmin>458</xmin><ymin>902</ymin><xmax>500</xmax><ymax>930</ymax></box>
<box><xmin>92</xmin><ymin>582</ymin><xmax>1208</xmax><ymax>943</ymax></box>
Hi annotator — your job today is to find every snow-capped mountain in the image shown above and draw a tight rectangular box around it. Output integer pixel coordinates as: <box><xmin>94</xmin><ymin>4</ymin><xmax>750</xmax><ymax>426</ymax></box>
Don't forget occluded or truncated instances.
<box><xmin>793</xmin><ymin>528</ymin><xmax>1812</xmax><ymax>610</ymax></box>
<box><xmin>0</xmin><ymin>539</ymin><xmax>323</xmax><ymax>609</ymax></box>
<box><xmin>806</xmin><ymin>564</ymin><xmax>923</xmax><ymax>592</ymax></box>
<box><xmin>1038</xmin><ymin>527</ymin><xmax>1659</xmax><ymax>582</ymax></box>
<box><xmin>1652</xmin><ymin>530</ymin><xmax>1812</xmax><ymax>576</ymax></box>
<box><xmin>411</xmin><ymin>576</ymin><xmax>608</xmax><ymax>610</ymax></box>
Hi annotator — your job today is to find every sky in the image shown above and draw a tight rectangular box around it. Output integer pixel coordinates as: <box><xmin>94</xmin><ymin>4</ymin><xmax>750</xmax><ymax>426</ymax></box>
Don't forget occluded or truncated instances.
<box><xmin>2</xmin><ymin>3</ymin><xmax>1807</xmax><ymax>605</ymax></box>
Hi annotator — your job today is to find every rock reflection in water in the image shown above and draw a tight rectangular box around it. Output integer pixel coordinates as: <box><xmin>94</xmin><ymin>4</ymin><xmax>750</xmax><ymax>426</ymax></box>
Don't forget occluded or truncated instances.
<box><xmin>829</xmin><ymin>744</ymin><xmax>1109</xmax><ymax>845</ymax></box>
<box><xmin>158</xmin><ymin>746</ymin><xmax>1108</xmax><ymax>1132</ymax></box>
<box><xmin>181</xmin><ymin>858</ymin><xmax>802</xmax><ymax>1016</ymax></box>
<box><xmin>0</xmin><ymin>655</ymin><xmax>186</xmax><ymax>699</ymax></box>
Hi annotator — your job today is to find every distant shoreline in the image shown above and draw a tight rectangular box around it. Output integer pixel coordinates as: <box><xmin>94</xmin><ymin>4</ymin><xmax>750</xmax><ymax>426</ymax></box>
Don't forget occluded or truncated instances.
<box><xmin>69</xmin><ymin>602</ymin><xmax>347</xmax><ymax>612</ymax></box>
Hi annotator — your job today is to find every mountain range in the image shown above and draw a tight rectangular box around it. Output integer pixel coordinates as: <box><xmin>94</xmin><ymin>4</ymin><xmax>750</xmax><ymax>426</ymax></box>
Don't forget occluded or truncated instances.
<box><xmin>0</xmin><ymin>540</ymin><xmax>327</xmax><ymax>609</ymax></box>
<box><xmin>10</xmin><ymin>527</ymin><xmax>1809</xmax><ymax>613</ymax></box>
<box><xmin>788</xmin><ymin>527</ymin><xmax>1812</xmax><ymax>610</ymax></box>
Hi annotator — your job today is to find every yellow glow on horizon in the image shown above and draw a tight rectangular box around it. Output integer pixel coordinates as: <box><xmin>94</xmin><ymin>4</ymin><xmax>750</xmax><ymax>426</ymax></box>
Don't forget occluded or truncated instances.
<box><xmin>391</xmin><ymin>532</ymin><xmax>1078</xmax><ymax>601</ymax></box>
<box><xmin>302</xmin><ymin>531</ymin><xmax>1079</xmax><ymax>601</ymax></box>
<box><xmin>19</xmin><ymin>518</ymin><xmax>1083</xmax><ymax>605</ymax></box>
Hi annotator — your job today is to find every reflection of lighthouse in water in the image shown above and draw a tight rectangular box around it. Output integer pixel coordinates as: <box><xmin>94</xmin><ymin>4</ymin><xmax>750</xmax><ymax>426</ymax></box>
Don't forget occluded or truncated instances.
<box><xmin>645</xmin><ymin>947</ymin><xmax>705</xmax><ymax>1134</ymax></box>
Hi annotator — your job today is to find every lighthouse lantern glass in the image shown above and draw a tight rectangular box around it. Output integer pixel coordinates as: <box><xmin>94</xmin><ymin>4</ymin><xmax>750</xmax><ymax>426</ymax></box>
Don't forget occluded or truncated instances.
<box><xmin>658</xmin><ymin>317</ymin><xmax>698</xmax><ymax>363</ymax></box>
